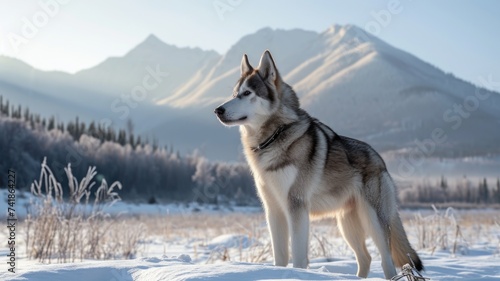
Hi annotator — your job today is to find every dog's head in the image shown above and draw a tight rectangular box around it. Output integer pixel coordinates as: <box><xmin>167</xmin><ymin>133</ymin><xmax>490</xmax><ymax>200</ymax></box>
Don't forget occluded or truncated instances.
<box><xmin>214</xmin><ymin>50</ymin><xmax>283</xmax><ymax>128</ymax></box>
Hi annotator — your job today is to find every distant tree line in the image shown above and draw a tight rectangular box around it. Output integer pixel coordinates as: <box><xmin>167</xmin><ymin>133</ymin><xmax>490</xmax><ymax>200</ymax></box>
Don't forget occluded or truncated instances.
<box><xmin>0</xmin><ymin>96</ymin><xmax>256</xmax><ymax>203</ymax></box>
<box><xmin>400</xmin><ymin>175</ymin><xmax>500</xmax><ymax>205</ymax></box>
<box><xmin>0</xmin><ymin>96</ymin><xmax>154</xmax><ymax>150</ymax></box>
<box><xmin>2</xmin><ymin>96</ymin><xmax>498</xmax><ymax>206</ymax></box>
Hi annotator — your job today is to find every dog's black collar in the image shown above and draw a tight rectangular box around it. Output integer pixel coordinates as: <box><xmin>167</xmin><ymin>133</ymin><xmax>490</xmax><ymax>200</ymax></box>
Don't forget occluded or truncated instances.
<box><xmin>252</xmin><ymin>124</ymin><xmax>290</xmax><ymax>152</ymax></box>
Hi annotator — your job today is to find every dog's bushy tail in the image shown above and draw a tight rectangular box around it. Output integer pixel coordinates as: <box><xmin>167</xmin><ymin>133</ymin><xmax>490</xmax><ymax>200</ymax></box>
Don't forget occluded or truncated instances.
<box><xmin>390</xmin><ymin>214</ymin><xmax>424</xmax><ymax>271</ymax></box>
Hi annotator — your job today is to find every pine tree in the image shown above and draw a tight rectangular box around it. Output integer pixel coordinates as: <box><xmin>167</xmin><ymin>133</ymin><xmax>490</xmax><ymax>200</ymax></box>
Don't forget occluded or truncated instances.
<box><xmin>496</xmin><ymin>178</ymin><xmax>500</xmax><ymax>203</ymax></box>
<box><xmin>152</xmin><ymin>138</ymin><xmax>158</xmax><ymax>151</ymax></box>
<box><xmin>136</xmin><ymin>135</ymin><xmax>142</xmax><ymax>148</ymax></box>
<box><xmin>29</xmin><ymin>115</ymin><xmax>35</xmax><ymax>129</ymax></box>
<box><xmin>126</xmin><ymin>119</ymin><xmax>134</xmax><ymax>136</ymax></box>
<box><xmin>440</xmin><ymin>175</ymin><xmax>448</xmax><ymax>202</ymax></box>
<box><xmin>463</xmin><ymin>175</ymin><xmax>471</xmax><ymax>202</ymax></box>
<box><xmin>483</xmin><ymin>178</ymin><xmax>489</xmax><ymax>203</ymax></box>
<box><xmin>23</xmin><ymin>107</ymin><xmax>30</xmax><ymax>121</ymax></box>
<box><xmin>106</xmin><ymin>126</ymin><xmax>115</xmax><ymax>142</ymax></box>
<box><xmin>4</xmin><ymin>100</ymin><xmax>9</xmax><ymax>116</ymax></box>
<box><xmin>117</xmin><ymin>129</ymin><xmax>127</xmax><ymax>146</ymax></box>
<box><xmin>79</xmin><ymin>122</ymin><xmax>86</xmax><ymax>139</ymax></box>
<box><xmin>75</xmin><ymin>116</ymin><xmax>80</xmax><ymax>139</ymax></box>
<box><xmin>47</xmin><ymin>116</ymin><xmax>55</xmax><ymax>131</ymax></box>
<box><xmin>97</xmin><ymin>124</ymin><xmax>106</xmax><ymax>142</ymax></box>
<box><xmin>16</xmin><ymin>105</ymin><xmax>22</xmax><ymax>119</ymax></box>
<box><xmin>129</xmin><ymin>133</ymin><xmax>135</xmax><ymax>148</ymax></box>
<box><xmin>66</xmin><ymin>122</ymin><xmax>74</xmax><ymax>138</ymax></box>
<box><xmin>88</xmin><ymin>121</ymin><xmax>97</xmax><ymax>138</ymax></box>
<box><xmin>57</xmin><ymin>122</ymin><xmax>65</xmax><ymax>132</ymax></box>
<box><xmin>478</xmin><ymin>178</ymin><xmax>489</xmax><ymax>204</ymax></box>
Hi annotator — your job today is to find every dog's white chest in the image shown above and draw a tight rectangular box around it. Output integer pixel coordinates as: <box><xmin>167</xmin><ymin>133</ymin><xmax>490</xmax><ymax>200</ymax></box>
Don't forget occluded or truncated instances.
<box><xmin>256</xmin><ymin>164</ymin><xmax>298</xmax><ymax>204</ymax></box>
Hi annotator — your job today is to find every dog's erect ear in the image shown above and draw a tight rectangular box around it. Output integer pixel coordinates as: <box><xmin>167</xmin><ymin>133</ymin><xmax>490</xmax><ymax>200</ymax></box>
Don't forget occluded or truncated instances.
<box><xmin>257</xmin><ymin>50</ymin><xmax>278</xmax><ymax>83</ymax></box>
<box><xmin>240</xmin><ymin>54</ymin><xmax>253</xmax><ymax>75</ymax></box>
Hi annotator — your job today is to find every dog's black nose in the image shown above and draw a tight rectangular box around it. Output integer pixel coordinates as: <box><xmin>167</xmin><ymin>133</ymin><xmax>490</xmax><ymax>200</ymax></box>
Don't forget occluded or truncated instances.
<box><xmin>214</xmin><ymin>106</ymin><xmax>225</xmax><ymax>116</ymax></box>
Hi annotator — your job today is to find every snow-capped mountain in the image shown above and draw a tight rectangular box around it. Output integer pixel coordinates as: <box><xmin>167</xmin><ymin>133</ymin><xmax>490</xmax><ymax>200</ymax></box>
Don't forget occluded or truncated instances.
<box><xmin>152</xmin><ymin>24</ymin><xmax>500</xmax><ymax>159</ymax></box>
<box><xmin>75</xmin><ymin>34</ymin><xmax>220</xmax><ymax>104</ymax></box>
<box><xmin>1</xmin><ymin>24</ymin><xmax>499</xmax><ymax>161</ymax></box>
<box><xmin>160</xmin><ymin>28</ymin><xmax>319</xmax><ymax>107</ymax></box>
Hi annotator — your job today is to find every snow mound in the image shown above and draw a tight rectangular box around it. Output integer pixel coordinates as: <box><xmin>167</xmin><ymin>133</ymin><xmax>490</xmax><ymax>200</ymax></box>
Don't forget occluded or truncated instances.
<box><xmin>1</xmin><ymin>258</ymin><xmax>369</xmax><ymax>281</ymax></box>
<box><xmin>206</xmin><ymin>234</ymin><xmax>259</xmax><ymax>250</ymax></box>
<box><xmin>132</xmin><ymin>262</ymin><xmax>363</xmax><ymax>281</ymax></box>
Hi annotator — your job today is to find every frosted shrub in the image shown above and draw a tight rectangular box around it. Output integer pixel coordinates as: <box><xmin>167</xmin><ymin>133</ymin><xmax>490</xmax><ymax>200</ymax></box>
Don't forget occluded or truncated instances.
<box><xmin>25</xmin><ymin>158</ymin><xmax>144</xmax><ymax>263</ymax></box>
<box><xmin>410</xmin><ymin>206</ymin><xmax>468</xmax><ymax>254</ymax></box>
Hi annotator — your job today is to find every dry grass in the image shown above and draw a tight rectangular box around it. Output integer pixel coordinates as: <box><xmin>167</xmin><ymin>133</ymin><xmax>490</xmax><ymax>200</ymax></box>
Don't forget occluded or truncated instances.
<box><xmin>133</xmin><ymin>207</ymin><xmax>500</xmax><ymax>264</ymax></box>
<box><xmin>25</xmin><ymin>158</ymin><xmax>145</xmax><ymax>263</ymax></box>
<box><xmin>407</xmin><ymin>206</ymin><xmax>500</xmax><ymax>255</ymax></box>
<box><xmin>23</xmin><ymin>159</ymin><xmax>500</xmax><ymax>265</ymax></box>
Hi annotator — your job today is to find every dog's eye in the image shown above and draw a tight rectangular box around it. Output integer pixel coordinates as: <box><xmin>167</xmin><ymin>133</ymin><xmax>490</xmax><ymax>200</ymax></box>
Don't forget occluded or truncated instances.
<box><xmin>242</xmin><ymin>91</ymin><xmax>251</xmax><ymax>96</ymax></box>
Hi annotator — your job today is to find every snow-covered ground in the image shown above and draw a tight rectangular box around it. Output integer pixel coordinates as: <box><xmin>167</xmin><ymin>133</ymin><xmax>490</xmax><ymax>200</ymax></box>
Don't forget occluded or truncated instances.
<box><xmin>0</xmin><ymin>255</ymin><xmax>474</xmax><ymax>281</ymax></box>
<box><xmin>1</xmin><ymin>239</ymin><xmax>499</xmax><ymax>280</ymax></box>
<box><xmin>1</xmin><ymin>191</ymin><xmax>499</xmax><ymax>280</ymax></box>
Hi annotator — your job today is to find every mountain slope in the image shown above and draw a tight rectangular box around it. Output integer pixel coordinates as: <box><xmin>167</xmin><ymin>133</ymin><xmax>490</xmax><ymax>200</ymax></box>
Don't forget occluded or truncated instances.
<box><xmin>289</xmin><ymin>25</ymin><xmax>500</xmax><ymax>155</ymax></box>
<box><xmin>1</xmin><ymin>25</ymin><xmax>499</xmax><ymax>160</ymax></box>
<box><xmin>160</xmin><ymin>28</ymin><xmax>319</xmax><ymax>107</ymax></box>
<box><xmin>154</xmin><ymin>24</ymin><xmax>500</xmax><ymax>158</ymax></box>
<box><xmin>0</xmin><ymin>35</ymin><xmax>221</xmax><ymax>127</ymax></box>
<box><xmin>75</xmin><ymin>34</ymin><xmax>221</xmax><ymax>103</ymax></box>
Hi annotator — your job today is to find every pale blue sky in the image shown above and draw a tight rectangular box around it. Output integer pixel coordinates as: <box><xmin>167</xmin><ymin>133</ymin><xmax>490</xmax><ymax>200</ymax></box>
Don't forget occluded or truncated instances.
<box><xmin>0</xmin><ymin>0</ymin><xmax>498</xmax><ymax>89</ymax></box>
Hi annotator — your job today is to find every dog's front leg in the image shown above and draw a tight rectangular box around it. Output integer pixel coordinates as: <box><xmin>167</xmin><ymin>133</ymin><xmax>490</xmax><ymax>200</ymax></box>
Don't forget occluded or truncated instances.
<box><xmin>288</xmin><ymin>194</ymin><xmax>309</xmax><ymax>268</ymax></box>
<box><xmin>265</xmin><ymin>203</ymin><xmax>289</xmax><ymax>266</ymax></box>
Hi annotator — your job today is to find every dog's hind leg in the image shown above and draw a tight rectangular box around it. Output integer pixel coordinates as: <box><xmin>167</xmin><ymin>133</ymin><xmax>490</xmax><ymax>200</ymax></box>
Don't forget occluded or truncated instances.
<box><xmin>338</xmin><ymin>209</ymin><xmax>372</xmax><ymax>278</ymax></box>
<box><xmin>357</xmin><ymin>202</ymin><xmax>397</xmax><ymax>279</ymax></box>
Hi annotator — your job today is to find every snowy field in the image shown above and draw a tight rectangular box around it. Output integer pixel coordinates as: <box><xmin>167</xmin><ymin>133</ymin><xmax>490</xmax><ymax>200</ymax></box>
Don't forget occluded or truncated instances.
<box><xmin>1</xmin><ymin>191</ymin><xmax>500</xmax><ymax>280</ymax></box>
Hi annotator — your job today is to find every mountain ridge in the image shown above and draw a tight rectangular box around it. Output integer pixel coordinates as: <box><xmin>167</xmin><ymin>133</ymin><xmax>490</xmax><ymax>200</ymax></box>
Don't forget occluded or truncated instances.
<box><xmin>1</xmin><ymin>24</ymin><xmax>499</xmax><ymax>161</ymax></box>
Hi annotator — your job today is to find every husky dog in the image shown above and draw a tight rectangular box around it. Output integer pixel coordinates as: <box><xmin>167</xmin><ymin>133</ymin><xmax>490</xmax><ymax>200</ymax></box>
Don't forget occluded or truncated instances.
<box><xmin>214</xmin><ymin>50</ymin><xmax>423</xmax><ymax>279</ymax></box>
